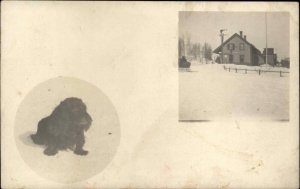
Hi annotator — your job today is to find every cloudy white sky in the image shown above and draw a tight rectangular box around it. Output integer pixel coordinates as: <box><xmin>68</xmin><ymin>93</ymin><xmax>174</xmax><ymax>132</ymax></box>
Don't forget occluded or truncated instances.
<box><xmin>179</xmin><ymin>12</ymin><xmax>290</xmax><ymax>60</ymax></box>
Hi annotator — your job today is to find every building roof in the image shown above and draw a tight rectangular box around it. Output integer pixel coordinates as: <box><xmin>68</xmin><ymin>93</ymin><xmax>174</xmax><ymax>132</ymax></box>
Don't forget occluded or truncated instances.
<box><xmin>213</xmin><ymin>33</ymin><xmax>263</xmax><ymax>56</ymax></box>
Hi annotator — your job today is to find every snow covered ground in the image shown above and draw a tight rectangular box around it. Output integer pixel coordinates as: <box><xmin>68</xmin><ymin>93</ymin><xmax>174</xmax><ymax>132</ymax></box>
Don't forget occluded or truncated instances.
<box><xmin>223</xmin><ymin>63</ymin><xmax>290</xmax><ymax>72</ymax></box>
<box><xmin>179</xmin><ymin>64</ymin><xmax>289</xmax><ymax>121</ymax></box>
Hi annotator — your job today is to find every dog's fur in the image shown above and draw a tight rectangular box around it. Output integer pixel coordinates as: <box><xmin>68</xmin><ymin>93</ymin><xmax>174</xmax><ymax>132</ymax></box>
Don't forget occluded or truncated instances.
<box><xmin>31</xmin><ymin>97</ymin><xmax>92</xmax><ymax>156</ymax></box>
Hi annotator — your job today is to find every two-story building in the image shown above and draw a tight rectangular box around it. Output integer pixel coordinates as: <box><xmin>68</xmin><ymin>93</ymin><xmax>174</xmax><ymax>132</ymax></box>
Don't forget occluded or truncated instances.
<box><xmin>213</xmin><ymin>31</ymin><xmax>265</xmax><ymax>66</ymax></box>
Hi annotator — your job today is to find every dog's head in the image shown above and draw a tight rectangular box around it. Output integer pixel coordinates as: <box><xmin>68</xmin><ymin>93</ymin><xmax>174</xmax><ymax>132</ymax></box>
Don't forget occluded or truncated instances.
<box><xmin>53</xmin><ymin>97</ymin><xmax>92</xmax><ymax>131</ymax></box>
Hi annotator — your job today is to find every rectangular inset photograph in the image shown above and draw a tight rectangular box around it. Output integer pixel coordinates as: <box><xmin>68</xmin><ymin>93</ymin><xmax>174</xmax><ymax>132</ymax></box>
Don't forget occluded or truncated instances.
<box><xmin>179</xmin><ymin>12</ymin><xmax>290</xmax><ymax>121</ymax></box>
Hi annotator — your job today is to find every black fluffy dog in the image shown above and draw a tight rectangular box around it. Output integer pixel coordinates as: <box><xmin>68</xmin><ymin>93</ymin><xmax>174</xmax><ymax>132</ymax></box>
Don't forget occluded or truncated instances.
<box><xmin>31</xmin><ymin>97</ymin><xmax>92</xmax><ymax>156</ymax></box>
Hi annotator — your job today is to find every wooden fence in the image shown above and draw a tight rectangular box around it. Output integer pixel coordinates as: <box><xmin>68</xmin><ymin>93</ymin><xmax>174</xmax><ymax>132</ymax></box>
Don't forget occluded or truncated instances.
<box><xmin>223</xmin><ymin>66</ymin><xmax>290</xmax><ymax>77</ymax></box>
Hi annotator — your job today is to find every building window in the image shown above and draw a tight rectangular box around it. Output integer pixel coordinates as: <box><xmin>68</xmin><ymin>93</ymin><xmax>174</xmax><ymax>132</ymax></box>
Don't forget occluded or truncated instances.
<box><xmin>227</xmin><ymin>43</ymin><xmax>235</xmax><ymax>50</ymax></box>
<box><xmin>240</xmin><ymin>55</ymin><xmax>245</xmax><ymax>63</ymax></box>
<box><xmin>239</xmin><ymin>43</ymin><xmax>245</xmax><ymax>50</ymax></box>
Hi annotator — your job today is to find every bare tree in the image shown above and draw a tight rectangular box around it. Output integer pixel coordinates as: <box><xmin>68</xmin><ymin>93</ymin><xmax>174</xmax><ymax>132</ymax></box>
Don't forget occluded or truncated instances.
<box><xmin>202</xmin><ymin>42</ymin><xmax>213</xmax><ymax>63</ymax></box>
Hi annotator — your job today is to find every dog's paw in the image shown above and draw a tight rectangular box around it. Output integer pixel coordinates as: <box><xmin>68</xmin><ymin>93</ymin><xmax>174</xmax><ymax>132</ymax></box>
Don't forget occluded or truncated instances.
<box><xmin>44</xmin><ymin>148</ymin><xmax>58</xmax><ymax>156</ymax></box>
<box><xmin>74</xmin><ymin>149</ymin><xmax>88</xmax><ymax>156</ymax></box>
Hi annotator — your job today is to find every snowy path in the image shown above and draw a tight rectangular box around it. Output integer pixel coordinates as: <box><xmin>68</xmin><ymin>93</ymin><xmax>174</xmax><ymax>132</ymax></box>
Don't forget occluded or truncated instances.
<box><xmin>179</xmin><ymin>64</ymin><xmax>289</xmax><ymax>121</ymax></box>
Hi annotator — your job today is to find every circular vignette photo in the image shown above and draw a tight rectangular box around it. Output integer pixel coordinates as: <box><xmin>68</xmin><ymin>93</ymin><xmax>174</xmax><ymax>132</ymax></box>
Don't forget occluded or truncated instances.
<box><xmin>15</xmin><ymin>77</ymin><xmax>120</xmax><ymax>183</ymax></box>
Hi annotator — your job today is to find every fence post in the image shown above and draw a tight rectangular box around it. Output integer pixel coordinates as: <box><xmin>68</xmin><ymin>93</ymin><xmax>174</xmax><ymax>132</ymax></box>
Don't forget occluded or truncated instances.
<box><xmin>280</xmin><ymin>70</ymin><xmax>282</xmax><ymax>77</ymax></box>
<box><xmin>259</xmin><ymin>69</ymin><xmax>261</xmax><ymax>75</ymax></box>
<box><xmin>235</xmin><ymin>68</ymin><xmax>237</xmax><ymax>73</ymax></box>
<box><xmin>245</xmin><ymin>69</ymin><xmax>247</xmax><ymax>74</ymax></box>
<box><xmin>229</xmin><ymin>68</ymin><xmax>230</xmax><ymax>72</ymax></box>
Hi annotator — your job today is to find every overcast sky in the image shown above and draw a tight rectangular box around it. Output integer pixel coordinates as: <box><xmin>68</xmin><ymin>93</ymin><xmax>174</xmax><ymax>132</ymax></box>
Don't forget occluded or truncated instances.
<box><xmin>179</xmin><ymin>12</ymin><xmax>290</xmax><ymax>59</ymax></box>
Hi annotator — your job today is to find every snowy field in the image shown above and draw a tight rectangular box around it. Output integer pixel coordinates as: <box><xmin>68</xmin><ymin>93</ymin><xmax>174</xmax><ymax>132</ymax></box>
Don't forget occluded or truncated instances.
<box><xmin>179</xmin><ymin>63</ymin><xmax>289</xmax><ymax>121</ymax></box>
<box><xmin>223</xmin><ymin>63</ymin><xmax>290</xmax><ymax>73</ymax></box>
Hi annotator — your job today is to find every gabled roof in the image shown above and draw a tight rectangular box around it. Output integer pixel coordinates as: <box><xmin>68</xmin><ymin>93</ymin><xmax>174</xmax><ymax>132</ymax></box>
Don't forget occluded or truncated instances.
<box><xmin>213</xmin><ymin>33</ymin><xmax>263</xmax><ymax>56</ymax></box>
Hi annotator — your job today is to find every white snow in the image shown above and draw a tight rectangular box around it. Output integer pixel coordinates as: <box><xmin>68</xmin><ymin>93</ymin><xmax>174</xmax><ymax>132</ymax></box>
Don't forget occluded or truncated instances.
<box><xmin>223</xmin><ymin>63</ymin><xmax>290</xmax><ymax>72</ymax></box>
<box><xmin>179</xmin><ymin>64</ymin><xmax>289</xmax><ymax>121</ymax></box>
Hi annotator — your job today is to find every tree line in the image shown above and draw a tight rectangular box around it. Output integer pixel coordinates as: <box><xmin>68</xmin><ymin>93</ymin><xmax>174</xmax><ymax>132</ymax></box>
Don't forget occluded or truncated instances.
<box><xmin>178</xmin><ymin>36</ymin><xmax>213</xmax><ymax>64</ymax></box>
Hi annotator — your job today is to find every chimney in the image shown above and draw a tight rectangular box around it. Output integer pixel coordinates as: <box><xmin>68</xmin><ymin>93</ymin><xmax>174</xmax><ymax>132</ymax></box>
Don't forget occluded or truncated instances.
<box><xmin>240</xmin><ymin>31</ymin><xmax>243</xmax><ymax>37</ymax></box>
<box><xmin>244</xmin><ymin>35</ymin><xmax>247</xmax><ymax>41</ymax></box>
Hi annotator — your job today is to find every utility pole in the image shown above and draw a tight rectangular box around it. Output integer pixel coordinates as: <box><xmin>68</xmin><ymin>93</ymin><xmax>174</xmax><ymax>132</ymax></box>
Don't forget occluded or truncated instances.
<box><xmin>220</xmin><ymin>29</ymin><xmax>227</xmax><ymax>64</ymax></box>
<box><xmin>265</xmin><ymin>13</ymin><xmax>268</xmax><ymax>65</ymax></box>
